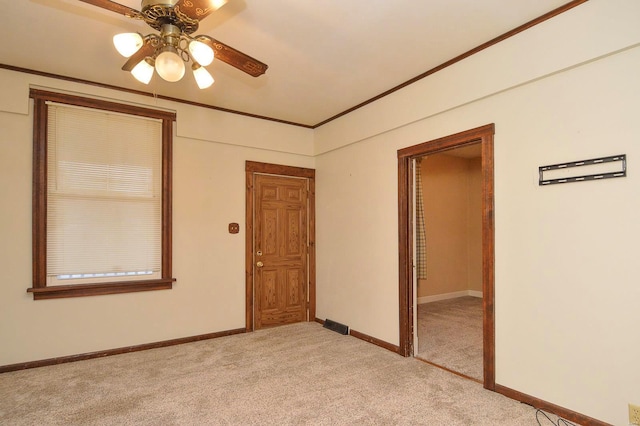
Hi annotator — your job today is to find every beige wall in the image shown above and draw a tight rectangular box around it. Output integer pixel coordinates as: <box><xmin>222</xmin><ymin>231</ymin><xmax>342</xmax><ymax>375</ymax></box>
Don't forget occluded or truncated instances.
<box><xmin>315</xmin><ymin>1</ymin><xmax>640</xmax><ymax>425</ymax></box>
<box><xmin>0</xmin><ymin>70</ymin><xmax>314</xmax><ymax>365</ymax></box>
<box><xmin>417</xmin><ymin>154</ymin><xmax>481</xmax><ymax>298</ymax></box>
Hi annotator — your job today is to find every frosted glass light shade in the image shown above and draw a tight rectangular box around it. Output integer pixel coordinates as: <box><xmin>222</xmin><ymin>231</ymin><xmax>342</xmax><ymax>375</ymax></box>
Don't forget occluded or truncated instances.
<box><xmin>155</xmin><ymin>48</ymin><xmax>185</xmax><ymax>82</ymax></box>
<box><xmin>188</xmin><ymin>40</ymin><xmax>214</xmax><ymax>66</ymax></box>
<box><xmin>212</xmin><ymin>0</ymin><xmax>228</xmax><ymax>10</ymax></box>
<box><xmin>113</xmin><ymin>33</ymin><xmax>143</xmax><ymax>58</ymax></box>
<box><xmin>192</xmin><ymin>64</ymin><xmax>214</xmax><ymax>89</ymax></box>
<box><xmin>131</xmin><ymin>58</ymin><xmax>154</xmax><ymax>84</ymax></box>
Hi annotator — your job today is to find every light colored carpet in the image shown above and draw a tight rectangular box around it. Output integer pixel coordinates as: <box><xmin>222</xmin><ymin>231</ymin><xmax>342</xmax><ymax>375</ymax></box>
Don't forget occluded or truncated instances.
<box><xmin>416</xmin><ymin>296</ymin><xmax>483</xmax><ymax>381</ymax></box>
<box><xmin>1</xmin><ymin>322</ymin><xmax>563</xmax><ymax>425</ymax></box>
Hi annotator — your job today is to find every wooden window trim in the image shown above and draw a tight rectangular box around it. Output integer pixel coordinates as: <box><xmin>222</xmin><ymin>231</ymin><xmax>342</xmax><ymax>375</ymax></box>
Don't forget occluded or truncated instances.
<box><xmin>28</xmin><ymin>89</ymin><xmax>176</xmax><ymax>300</ymax></box>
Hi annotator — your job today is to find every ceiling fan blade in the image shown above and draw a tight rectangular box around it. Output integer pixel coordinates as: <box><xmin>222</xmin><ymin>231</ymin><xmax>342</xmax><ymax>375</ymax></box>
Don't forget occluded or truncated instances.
<box><xmin>198</xmin><ymin>36</ymin><xmax>268</xmax><ymax>77</ymax></box>
<box><xmin>121</xmin><ymin>42</ymin><xmax>156</xmax><ymax>72</ymax></box>
<box><xmin>174</xmin><ymin>0</ymin><xmax>227</xmax><ymax>22</ymax></box>
<box><xmin>78</xmin><ymin>0</ymin><xmax>140</xmax><ymax>17</ymax></box>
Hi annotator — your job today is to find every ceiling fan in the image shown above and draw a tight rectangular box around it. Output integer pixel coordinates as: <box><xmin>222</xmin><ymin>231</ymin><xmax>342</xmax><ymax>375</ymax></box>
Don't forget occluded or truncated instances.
<box><xmin>79</xmin><ymin>0</ymin><xmax>268</xmax><ymax>89</ymax></box>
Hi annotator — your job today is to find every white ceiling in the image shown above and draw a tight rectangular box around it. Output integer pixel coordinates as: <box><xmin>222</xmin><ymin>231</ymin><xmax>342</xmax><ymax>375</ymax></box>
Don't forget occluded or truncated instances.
<box><xmin>2</xmin><ymin>0</ymin><xmax>574</xmax><ymax>127</ymax></box>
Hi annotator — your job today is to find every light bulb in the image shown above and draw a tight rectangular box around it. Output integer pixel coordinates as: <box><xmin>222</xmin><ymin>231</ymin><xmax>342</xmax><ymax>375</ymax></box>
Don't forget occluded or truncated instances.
<box><xmin>212</xmin><ymin>0</ymin><xmax>228</xmax><ymax>9</ymax></box>
<box><xmin>131</xmin><ymin>58</ymin><xmax>154</xmax><ymax>84</ymax></box>
<box><xmin>192</xmin><ymin>64</ymin><xmax>214</xmax><ymax>89</ymax></box>
<box><xmin>188</xmin><ymin>39</ymin><xmax>214</xmax><ymax>66</ymax></box>
<box><xmin>113</xmin><ymin>33</ymin><xmax>143</xmax><ymax>58</ymax></box>
<box><xmin>155</xmin><ymin>47</ymin><xmax>185</xmax><ymax>82</ymax></box>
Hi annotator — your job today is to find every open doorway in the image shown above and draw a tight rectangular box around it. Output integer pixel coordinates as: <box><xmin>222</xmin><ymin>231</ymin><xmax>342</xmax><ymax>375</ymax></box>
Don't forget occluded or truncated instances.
<box><xmin>414</xmin><ymin>145</ymin><xmax>483</xmax><ymax>382</ymax></box>
<box><xmin>397</xmin><ymin>124</ymin><xmax>495</xmax><ymax>390</ymax></box>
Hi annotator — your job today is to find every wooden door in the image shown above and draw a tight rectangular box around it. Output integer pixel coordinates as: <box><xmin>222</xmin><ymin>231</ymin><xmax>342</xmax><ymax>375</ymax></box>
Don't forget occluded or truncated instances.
<box><xmin>253</xmin><ymin>174</ymin><xmax>308</xmax><ymax>329</ymax></box>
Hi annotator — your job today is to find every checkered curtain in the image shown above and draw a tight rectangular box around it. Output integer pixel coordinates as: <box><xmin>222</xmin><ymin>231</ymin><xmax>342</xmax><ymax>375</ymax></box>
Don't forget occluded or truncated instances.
<box><xmin>415</xmin><ymin>158</ymin><xmax>427</xmax><ymax>279</ymax></box>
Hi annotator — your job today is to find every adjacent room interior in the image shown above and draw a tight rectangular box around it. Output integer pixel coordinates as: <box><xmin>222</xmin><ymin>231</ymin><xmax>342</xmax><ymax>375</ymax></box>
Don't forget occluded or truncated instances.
<box><xmin>415</xmin><ymin>145</ymin><xmax>483</xmax><ymax>382</ymax></box>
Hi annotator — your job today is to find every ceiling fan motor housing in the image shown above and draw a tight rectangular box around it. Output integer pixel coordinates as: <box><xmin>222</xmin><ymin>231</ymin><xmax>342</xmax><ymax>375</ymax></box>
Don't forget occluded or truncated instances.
<box><xmin>141</xmin><ymin>0</ymin><xmax>199</xmax><ymax>34</ymax></box>
<box><xmin>142</xmin><ymin>0</ymin><xmax>178</xmax><ymax>5</ymax></box>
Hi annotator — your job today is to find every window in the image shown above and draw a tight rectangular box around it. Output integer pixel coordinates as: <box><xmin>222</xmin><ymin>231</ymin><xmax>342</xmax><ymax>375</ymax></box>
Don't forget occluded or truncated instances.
<box><xmin>29</xmin><ymin>90</ymin><xmax>176</xmax><ymax>299</ymax></box>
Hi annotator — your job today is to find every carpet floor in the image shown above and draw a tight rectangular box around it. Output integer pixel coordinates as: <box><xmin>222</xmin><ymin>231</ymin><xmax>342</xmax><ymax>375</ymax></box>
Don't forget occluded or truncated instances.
<box><xmin>0</xmin><ymin>322</ymin><xmax>567</xmax><ymax>425</ymax></box>
<box><xmin>416</xmin><ymin>296</ymin><xmax>483</xmax><ymax>381</ymax></box>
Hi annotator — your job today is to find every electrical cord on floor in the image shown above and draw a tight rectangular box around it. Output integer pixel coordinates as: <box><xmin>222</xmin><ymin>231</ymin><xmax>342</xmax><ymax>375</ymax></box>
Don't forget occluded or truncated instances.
<box><xmin>535</xmin><ymin>408</ymin><xmax>578</xmax><ymax>426</ymax></box>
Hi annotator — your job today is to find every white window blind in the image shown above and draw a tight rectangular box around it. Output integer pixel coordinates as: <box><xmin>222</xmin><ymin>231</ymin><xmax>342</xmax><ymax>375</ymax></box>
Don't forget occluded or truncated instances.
<box><xmin>46</xmin><ymin>102</ymin><xmax>163</xmax><ymax>286</ymax></box>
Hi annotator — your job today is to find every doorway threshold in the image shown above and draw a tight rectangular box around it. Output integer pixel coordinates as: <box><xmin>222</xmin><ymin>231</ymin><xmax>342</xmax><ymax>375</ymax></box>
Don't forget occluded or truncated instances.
<box><xmin>414</xmin><ymin>356</ymin><xmax>483</xmax><ymax>385</ymax></box>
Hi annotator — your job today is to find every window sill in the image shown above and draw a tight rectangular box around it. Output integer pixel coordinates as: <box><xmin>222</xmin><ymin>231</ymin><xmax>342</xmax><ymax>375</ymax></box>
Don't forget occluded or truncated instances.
<box><xmin>27</xmin><ymin>278</ymin><xmax>176</xmax><ymax>300</ymax></box>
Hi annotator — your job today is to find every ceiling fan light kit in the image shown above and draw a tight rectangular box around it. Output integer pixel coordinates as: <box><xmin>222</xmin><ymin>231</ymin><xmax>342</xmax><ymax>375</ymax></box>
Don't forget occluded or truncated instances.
<box><xmin>87</xmin><ymin>0</ymin><xmax>267</xmax><ymax>88</ymax></box>
<box><xmin>131</xmin><ymin>57</ymin><xmax>155</xmax><ymax>84</ymax></box>
<box><xmin>114</xmin><ymin>19</ymin><xmax>208</xmax><ymax>85</ymax></box>
<box><xmin>188</xmin><ymin>38</ymin><xmax>214</xmax><ymax>66</ymax></box>
<box><xmin>192</xmin><ymin>63</ymin><xmax>214</xmax><ymax>89</ymax></box>
<box><xmin>113</xmin><ymin>32</ymin><xmax>144</xmax><ymax>57</ymax></box>
<box><xmin>155</xmin><ymin>44</ymin><xmax>186</xmax><ymax>82</ymax></box>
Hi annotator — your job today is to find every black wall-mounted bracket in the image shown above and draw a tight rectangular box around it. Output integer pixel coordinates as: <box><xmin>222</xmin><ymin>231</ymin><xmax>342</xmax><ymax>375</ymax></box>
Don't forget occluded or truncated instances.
<box><xmin>539</xmin><ymin>154</ymin><xmax>626</xmax><ymax>186</ymax></box>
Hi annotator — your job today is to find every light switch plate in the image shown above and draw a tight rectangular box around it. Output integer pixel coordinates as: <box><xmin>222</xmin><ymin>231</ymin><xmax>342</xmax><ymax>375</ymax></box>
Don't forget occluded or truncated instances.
<box><xmin>228</xmin><ymin>223</ymin><xmax>239</xmax><ymax>234</ymax></box>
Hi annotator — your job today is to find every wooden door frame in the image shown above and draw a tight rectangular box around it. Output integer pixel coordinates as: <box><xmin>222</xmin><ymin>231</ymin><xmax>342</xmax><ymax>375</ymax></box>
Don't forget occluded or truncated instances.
<box><xmin>397</xmin><ymin>124</ymin><xmax>495</xmax><ymax>390</ymax></box>
<box><xmin>245</xmin><ymin>161</ymin><xmax>316</xmax><ymax>332</ymax></box>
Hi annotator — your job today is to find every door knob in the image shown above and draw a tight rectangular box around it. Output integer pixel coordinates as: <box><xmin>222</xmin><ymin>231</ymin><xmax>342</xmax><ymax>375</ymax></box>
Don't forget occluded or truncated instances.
<box><xmin>256</xmin><ymin>261</ymin><xmax>264</xmax><ymax>267</ymax></box>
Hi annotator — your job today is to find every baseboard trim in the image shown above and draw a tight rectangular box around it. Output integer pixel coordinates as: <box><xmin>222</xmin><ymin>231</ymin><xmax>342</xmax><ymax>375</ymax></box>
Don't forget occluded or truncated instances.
<box><xmin>314</xmin><ymin>318</ymin><xmax>400</xmax><ymax>355</ymax></box>
<box><xmin>322</xmin><ymin>319</ymin><xmax>608</xmax><ymax>425</ymax></box>
<box><xmin>417</xmin><ymin>290</ymin><xmax>482</xmax><ymax>304</ymax></box>
<box><xmin>0</xmin><ymin>328</ymin><xmax>246</xmax><ymax>374</ymax></box>
<box><xmin>349</xmin><ymin>328</ymin><xmax>400</xmax><ymax>354</ymax></box>
<box><xmin>494</xmin><ymin>384</ymin><xmax>611</xmax><ymax>426</ymax></box>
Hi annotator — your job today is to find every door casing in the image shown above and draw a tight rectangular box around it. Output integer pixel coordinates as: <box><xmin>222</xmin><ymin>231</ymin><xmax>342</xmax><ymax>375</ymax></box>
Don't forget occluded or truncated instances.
<box><xmin>397</xmin><ymin>124</ymin><xmax>495</xmax><ymax>390</ymax></box>
<box><xmin>245</xmin><ymin>161</ymin><xmax>316</xmax><ymax>332</ymax></box>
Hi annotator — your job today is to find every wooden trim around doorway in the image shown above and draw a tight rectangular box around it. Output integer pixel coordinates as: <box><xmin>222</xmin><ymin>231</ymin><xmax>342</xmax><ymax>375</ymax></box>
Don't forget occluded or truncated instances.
<box><xmin>245</xmin><ymin>161</ymin><xmax>316</xmax><ymax>331</ymax></box>
<box><xmin>396</xmin><ymin>124</ymin><xmax>495</xmax><ymax>390</ymax></box>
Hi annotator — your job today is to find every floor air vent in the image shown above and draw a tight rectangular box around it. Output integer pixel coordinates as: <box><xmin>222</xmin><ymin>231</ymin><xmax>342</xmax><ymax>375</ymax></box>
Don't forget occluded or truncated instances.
<box><xmin>323</xmin><ymin>319</ymin><xmax>349</xmax><ymax>335</ymax></box>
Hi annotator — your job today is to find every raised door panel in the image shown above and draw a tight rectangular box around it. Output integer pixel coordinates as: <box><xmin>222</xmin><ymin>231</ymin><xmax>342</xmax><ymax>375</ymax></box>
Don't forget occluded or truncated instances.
<box><xmin>259</xmin><ymin>269</ymin><xmax>278</xmax><ymax>310</ymax></box>
<box><xmin>284</xmin><ymin>208</ymin><xmax>304</xmax><ymax>257</ymax></box>
<box><xmin>261</xmin><ymin>208</ymin><xmax>279</xmax><ymax>256</ymax></box>
<box><xmin>285</xmin><ymin>268</ymin><xmax>305</xmax><ymax>308</ymax></box>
